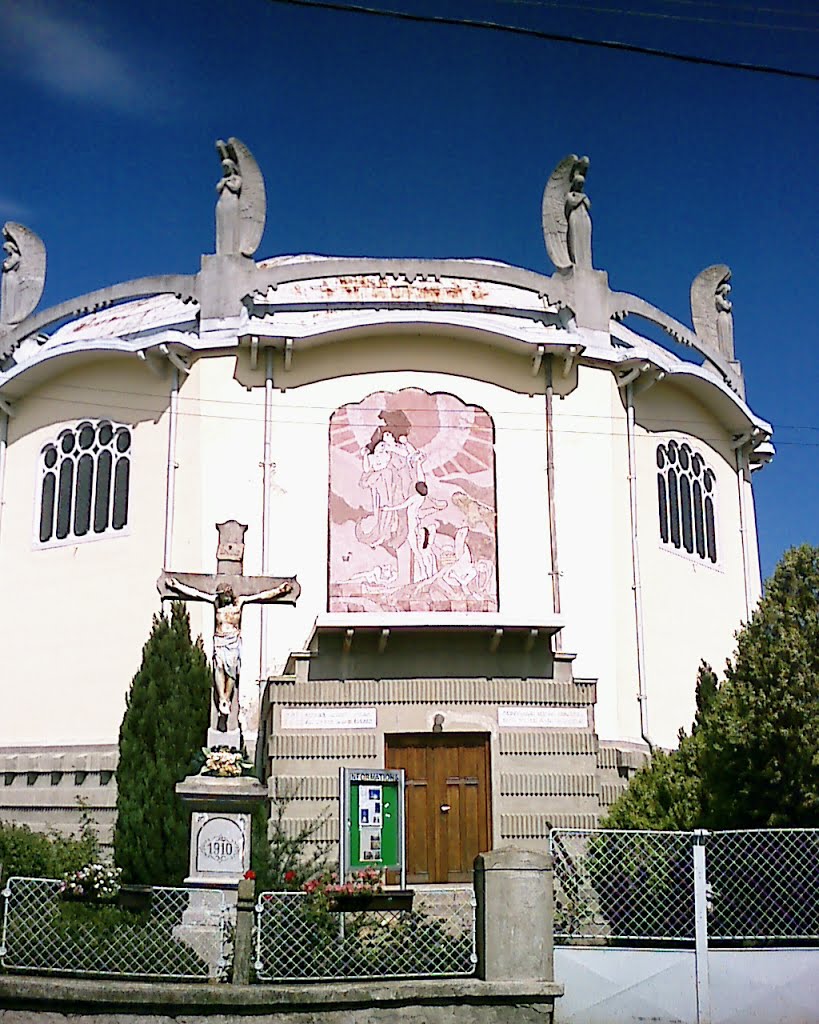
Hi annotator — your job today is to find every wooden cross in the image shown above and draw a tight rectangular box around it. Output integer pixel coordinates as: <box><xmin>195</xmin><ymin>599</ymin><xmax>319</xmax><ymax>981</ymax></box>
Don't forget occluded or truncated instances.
<box><xmin>157</xmin><ymin>520</ymin><xmax>300</xmax><ymax>740</ymax></box>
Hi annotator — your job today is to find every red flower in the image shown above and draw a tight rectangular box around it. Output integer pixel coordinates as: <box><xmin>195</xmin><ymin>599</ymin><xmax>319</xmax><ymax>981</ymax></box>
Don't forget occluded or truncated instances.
<box><xmin>244</xmin><ymin>869</ymin><xmax>256</xmax><ymax>880</ymax></box>
<box><xmin>284</xmin><ymin>870</ymin><xmax>297</xmax><ymax>883</ymax></box>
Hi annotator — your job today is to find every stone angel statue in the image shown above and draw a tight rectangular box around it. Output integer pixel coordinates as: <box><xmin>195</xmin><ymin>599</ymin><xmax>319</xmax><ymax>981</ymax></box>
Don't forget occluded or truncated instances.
<box><xmin>542</xmin><ymin>155</ymin><xmax>593</xmax><ymax>271</ymax></box>
<box><xmin>1</xmin><ymin>222</ymin><xmax>46</xmax><ymax>325</ymax></box>
<box><xmin>690</xmin><ymin>264</ymin><xmax>734</xmax><ymax>361</ymax></box>
<box><xmin>215</xmin><ymin>137</ymin><xmax>267</xmax><ymax>257</ymax></box>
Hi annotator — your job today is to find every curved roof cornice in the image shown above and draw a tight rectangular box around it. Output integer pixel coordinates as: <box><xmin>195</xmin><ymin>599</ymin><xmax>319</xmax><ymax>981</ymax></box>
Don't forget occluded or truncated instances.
<box><xmin>0</xmin><ymin>274</ymin><xmax>199</xmax><ymax>362</ymax></box>
<box><xmin>0</xmin><ymin>255</ymin><xmax>765</xmax><ymax>447</ymax></box>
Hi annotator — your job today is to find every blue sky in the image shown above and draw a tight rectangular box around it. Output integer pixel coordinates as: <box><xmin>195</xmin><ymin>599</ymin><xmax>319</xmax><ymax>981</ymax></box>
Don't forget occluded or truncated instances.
<box><xmin>1</xmin><ymin>0</ymin><xmax>816</xmax><ymax>579</ymax></box>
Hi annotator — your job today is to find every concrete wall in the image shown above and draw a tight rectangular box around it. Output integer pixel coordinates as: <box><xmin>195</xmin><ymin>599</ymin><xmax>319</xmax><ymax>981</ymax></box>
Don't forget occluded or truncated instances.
<box><xmin>0</xmin><ymin>978</ymin><xmax>561</xmax><ymax>1024</ymax></box>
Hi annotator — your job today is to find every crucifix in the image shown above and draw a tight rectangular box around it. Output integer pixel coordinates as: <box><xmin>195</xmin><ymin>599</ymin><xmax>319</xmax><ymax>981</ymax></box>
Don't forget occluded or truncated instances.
<box><xmin>157</xmin><ymin>520</ymin><xmax>300</xmax><ymax>745</ymax></box>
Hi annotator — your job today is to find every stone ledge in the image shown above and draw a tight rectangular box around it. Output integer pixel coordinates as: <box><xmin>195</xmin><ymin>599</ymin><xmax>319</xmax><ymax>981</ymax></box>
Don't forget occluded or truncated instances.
<box><xmin>0</xmin><ymin>974</ymin><xmax>563</xmax><ymax>1013</ymax></box>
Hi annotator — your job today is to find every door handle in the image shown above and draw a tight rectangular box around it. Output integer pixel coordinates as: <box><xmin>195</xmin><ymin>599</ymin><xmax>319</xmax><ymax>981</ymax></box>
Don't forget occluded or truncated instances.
<box><xmin>440</xmin><ymin>804</ymin><xmax>451</xmax><ymax>813</ymax></box>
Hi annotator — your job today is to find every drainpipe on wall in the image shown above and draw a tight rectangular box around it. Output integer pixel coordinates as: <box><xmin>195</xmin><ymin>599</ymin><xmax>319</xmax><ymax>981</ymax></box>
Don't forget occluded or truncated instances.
<box><xmin>0</xmin><ymin>407</ymin><xmax>8</xmax><ymax>547</ymax></box>
<box><xmin>624</xmin><ymin>377</ymin><xmax>652</xmax><ymax>753</ymax></box>
<box><xmin>732</xmin><ymin>433</ymin><xmax>753</xmax><ymax>622</ymax></box>
<box><xmin>544</xmin><ymin>357</ymin><xmax>562</xmax><ymax>650</ymax></box>
<box><xmin>260</xmin><ymin>346</ymin><xmax>275</xmax><ymax>679</ymax></box>
<box><xmin>163</xmin><ymin>367</ymin><xmax>180</xmax><ymax>570</ymax></box>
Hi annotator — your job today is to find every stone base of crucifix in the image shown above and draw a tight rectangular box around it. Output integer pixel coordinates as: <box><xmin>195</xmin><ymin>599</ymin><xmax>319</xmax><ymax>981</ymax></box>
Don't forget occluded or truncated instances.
<box><xmin>173</xmin><ymin>775</ymin><xmax>267</xmax><ymax>975</ymax></box>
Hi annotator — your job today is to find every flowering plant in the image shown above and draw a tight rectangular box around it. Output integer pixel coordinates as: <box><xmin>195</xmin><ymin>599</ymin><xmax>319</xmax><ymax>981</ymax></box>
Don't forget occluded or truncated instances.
<box><xmin>303</xmin><ymin>867</ymin><xmax>383</xmax><ymax>897</ymax></box>
<box><xmin>59</xmin><ymin>863</ymin><xmax>122</xmax><ymax>901</ymax></box>
<box><xmin>200</xmin><ymin>745</ymin><xmax>254</xmax><ymax>778</ymax></box>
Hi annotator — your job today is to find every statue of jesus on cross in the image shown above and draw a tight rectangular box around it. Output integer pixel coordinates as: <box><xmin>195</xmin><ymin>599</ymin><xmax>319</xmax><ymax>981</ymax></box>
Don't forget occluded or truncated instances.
<box><xmin>158</xmin><ymin>521</ymin><xmax>300</xmax><ymax>740</ymax></box>
<box><xmin>166</xmin><ymin>577</ymin><xmax>292</xmax><ymax>728</ymax></box>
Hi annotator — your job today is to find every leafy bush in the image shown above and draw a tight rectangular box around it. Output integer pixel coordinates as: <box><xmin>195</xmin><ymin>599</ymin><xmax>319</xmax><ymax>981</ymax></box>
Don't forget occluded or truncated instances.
<box><xmin>251</xmin><ymin>788</ymin><xmax>332</xmax><ymax>893</ymax></box>
<box><xmin>0</xmin><ymin>812</ymin><xmax>99</xmax><ymax>888</ymax></box>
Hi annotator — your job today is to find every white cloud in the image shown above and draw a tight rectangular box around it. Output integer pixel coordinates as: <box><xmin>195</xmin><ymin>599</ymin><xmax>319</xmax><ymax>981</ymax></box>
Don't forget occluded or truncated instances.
<box><xmin>0</xmin><ymin>196</ymin><xmax>31</xmax><ymax>222</ymax></box>
<box><xmin>0</xmin><ymin>1</ymin><xmax>152</xmax><ymax>113</ymax></box>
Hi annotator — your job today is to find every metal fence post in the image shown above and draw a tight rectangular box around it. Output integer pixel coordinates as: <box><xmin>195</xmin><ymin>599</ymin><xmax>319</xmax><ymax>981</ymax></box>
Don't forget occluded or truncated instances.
<box><xmin>693</xmin><ymin>829</ymin><xmax>711</xmax><ymax>1024</ymax></box>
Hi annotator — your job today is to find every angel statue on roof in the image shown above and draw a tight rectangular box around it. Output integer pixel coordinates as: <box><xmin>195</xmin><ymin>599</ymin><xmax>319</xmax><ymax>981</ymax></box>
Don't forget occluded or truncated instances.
<box><xmin>542</xmin><ymin>154</ymin><xmax>593</xmax><ymax>271</ymax></box>
<box><xmin>214</xmin><ymin>137</ymin><xmax>267</xmax><ymax>258</ymax></box>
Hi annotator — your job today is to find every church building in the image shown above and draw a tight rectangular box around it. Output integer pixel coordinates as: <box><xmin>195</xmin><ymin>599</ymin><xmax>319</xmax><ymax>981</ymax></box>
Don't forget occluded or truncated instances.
<box><xmin>0</xmin><ymin>143</ymin><xmax>772</xmax><ymax>883</ymax></box>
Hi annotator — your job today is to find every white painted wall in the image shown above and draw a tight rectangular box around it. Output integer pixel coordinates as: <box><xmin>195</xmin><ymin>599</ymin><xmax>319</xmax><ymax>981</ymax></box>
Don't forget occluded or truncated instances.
<box><xmin>0</xmin><ymin>324</ymin><xmax>759</xmax><ymax>754</ymax></box>
<box><xmin>0</xmin><ymin>358</ymin><xmax>171</xmax><ymax>746</ymax></box>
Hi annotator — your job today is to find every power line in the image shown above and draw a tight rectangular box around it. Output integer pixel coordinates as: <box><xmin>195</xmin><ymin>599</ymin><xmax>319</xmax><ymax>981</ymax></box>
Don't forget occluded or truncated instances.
<box><xmin>18</xmin><ymin>388</ymin><xmax>819</xmax><ymax>447</ymax></box>
<box><xmin>486</xmin><ymin>0</ymin><xmax>819</xmax><ymax>34</ymax></box>
<box><xmin>262</xmin><ymin>0</ymin><xmax>819</xmax><ymax>81</ymax></box>
<box><xmin>654</xmin><ymin>0</ymin><xmax>819</xmax><ymax>19</ymax></box>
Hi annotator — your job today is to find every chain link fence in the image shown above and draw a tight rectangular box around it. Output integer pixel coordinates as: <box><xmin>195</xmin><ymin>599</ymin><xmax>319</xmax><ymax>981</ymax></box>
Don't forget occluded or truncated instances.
<box><xmin>0</xmin><ymin>877</ymin><xmax>229</xmax><ymax>979</ymax></box>
<box><xmin>550</xmin><ymin>828</ymin><xmax>819</xmax><ymax>945</ymax></box>
<box><xmin>255</xmin><ymin>887</ymin><xmax>476</xmax><ymax>981</ymax></box>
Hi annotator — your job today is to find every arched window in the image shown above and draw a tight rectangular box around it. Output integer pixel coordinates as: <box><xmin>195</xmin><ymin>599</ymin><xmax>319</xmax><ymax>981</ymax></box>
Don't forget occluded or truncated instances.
<box><xmin>656</xmin><ymin>441</ymin><xmax>717</xmax><ymax>564</ymax></box>
<box><xmin>38</xmin><ymin>420</ymin><xmax>131</xmax><ymax>545</ymax></box>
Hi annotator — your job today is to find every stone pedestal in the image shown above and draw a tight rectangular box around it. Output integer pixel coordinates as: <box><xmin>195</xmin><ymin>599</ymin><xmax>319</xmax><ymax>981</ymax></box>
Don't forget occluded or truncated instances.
<box><xmin>176</xmin><ymin>774</ymin><xmax>267</xmax><ymax>887</ymax></box>
<box><xmin>175</xmin><ymin>773</ymin><xmax>267</xmax><ymax>976</ymax></box>
<box><xmin>474</xmin><ymin>847</ymin><xmax>554</xmax><ymax>982</ymax></box>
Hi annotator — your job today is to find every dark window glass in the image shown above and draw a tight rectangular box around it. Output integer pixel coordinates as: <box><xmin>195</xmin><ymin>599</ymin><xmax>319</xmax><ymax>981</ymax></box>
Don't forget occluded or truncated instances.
<box><xmin>56</xmin><ymin>460</ymin><xmax>74</xmax><ymax>539</ymax></box>
<box><xmin>94</xmin><ymin>450</ymin><xmax>112</xmax><ymax>533</ymax></box>
<box><xmin>693</xmin><ymin>480</ymin><xmax>705</xmax><ymax>559</ymax></box>
<box><xmin>40</xmin><ymin>472</ymin><xmax>55</xmax><ymax>542</ymax></box>
<box><xmin>112</xmin><ymin>458</ymin><xmax>130</xmax><ymax>529</ymax></box>
<box><xmin>657</xmin><ymin>473</ymin><xmax>669</xmax><ymax>543</ymax></box>
<box><xmin>74</xmin><ymin>454</ymin><xmax>94</xmax><ymax>536</ymax></box>
<box><xmin>658</xmin><ymin>442</ymin><xmax>716</xmax><ymax>564</ymax></box>
<box><xmin>680</xmin><ymin>476</ymin><xmax>693</xmax><ymax>553</ymax></box>
<box><xmin>667</xmin><ymin>467</ymin><xmax>680</xmax><ymax>548</ymax></box>
<box><xmin>39</xmin><ymin>419</ymin><xmax>130</xmax><ymax>545</ymax></box>
<box><xmin>78</xmin><ymin>424</ymin><xmax>95</xmax><ymax>450</ymax></box>
<box><xmin>705</xmin><ymin>497</ymin><xmax>717</xmax><ymax>563</ymax></box>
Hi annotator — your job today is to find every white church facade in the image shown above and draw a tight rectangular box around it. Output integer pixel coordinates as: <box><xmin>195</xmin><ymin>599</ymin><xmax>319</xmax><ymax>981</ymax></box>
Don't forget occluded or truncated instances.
<box><xmin>0</xmin><ymin>143</ymin><xmax>772</xmax><ymax>881</ymax></box>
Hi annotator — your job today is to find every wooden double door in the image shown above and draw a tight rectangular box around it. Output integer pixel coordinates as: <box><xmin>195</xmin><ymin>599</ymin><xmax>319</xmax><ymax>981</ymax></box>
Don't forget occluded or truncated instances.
<box><xmin>386</xmin><ymin>733</ymin><xmax>491</xmax><ymax>884</ymax></box>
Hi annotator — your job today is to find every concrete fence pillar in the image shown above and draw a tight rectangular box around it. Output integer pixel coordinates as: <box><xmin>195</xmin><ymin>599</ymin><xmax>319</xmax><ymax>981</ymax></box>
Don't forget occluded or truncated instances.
<box><xmin>474</xmin><ymin>847</ymin><xmax>554</xmax><ymax>982</ymax></box>
<box><xmin>231</xmin><ymin>877</ymin><xmax>255</xmax><ymax>985</ymax></box>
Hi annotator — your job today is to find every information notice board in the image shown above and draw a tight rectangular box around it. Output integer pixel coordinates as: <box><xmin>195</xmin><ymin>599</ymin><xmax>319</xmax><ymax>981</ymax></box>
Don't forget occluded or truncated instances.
<box><xmin>339</xmin><ymin>768</ymin><xmax>406</xmax><ymax>886</ymax></box>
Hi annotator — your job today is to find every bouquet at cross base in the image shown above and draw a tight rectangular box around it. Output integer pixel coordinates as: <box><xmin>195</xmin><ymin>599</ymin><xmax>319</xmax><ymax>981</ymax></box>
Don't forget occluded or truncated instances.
<box><xmin>59</xmin><ymin>862</ymin><xmax>122</xmax><ymax>900</ymax></box>
<box><xmin>200</xmin><ymin>745</ymin><xmax>254</xmax><ymax>778</ymax></box>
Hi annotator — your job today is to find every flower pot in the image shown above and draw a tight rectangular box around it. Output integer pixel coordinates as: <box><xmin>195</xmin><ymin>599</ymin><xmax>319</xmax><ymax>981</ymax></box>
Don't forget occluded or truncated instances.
<box><xmin>117</xmin><ymin>885</ymin><xmax>153</xmax><ymax>912</ymax></box>
<box><xmin>328</xmin><ymin>890</ymin><xmax>415</xmax><ymax>913</ymax></box>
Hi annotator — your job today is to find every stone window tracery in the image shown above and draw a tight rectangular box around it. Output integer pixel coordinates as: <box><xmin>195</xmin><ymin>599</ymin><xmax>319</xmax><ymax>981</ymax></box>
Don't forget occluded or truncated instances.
<box><xmin>38</xmin><ymin>420</ymin><xmax>131</xmax><ymax>545</ymax></box>
<box><xmin>656</xmin><ymin>440</ymin><xmax>716</xmax><ymax>563</ymax></box>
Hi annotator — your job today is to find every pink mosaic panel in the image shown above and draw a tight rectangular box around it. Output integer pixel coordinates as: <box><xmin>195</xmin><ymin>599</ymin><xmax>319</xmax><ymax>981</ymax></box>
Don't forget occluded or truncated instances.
<box><xmin>328</xmin><ymin>389</ymin><xmax>498</xmax><ymax>613</ymax></box>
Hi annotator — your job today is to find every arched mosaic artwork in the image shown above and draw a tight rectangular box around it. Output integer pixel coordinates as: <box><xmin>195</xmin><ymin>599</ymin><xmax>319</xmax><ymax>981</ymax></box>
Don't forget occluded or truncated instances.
<box><xmin>329</xmin><ymin>388</ymin><xmax>498</xmax><ymax>613</ymax></box>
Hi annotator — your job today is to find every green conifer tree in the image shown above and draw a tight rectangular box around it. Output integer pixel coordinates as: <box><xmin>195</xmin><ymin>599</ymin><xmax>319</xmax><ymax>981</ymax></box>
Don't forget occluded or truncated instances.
<box><xmin>605</xmin><ymin>546</ymin><xmax>819</xmax><ymax>831</ymax></box>
<box><xmin>113</xmin><ymin>602</ymin><xmax>211</xmax><ymax>885</ymax></box>
<box><xmin>699</xmin><ymin>545</ymin><xmax>819</xmax><ymax>828</ymax></box>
